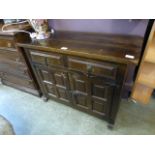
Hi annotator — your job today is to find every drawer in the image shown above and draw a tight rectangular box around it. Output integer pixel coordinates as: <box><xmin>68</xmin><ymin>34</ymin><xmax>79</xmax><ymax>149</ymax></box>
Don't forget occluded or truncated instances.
<box><xmin>0</xmin><ymin>49</ymin><xmax>24</xmax><ymax>63</ymax></box>
<box><xmin>0</xmin><ymin>62</ymin><xmax>29</xmax><ymax>77</ymax></box>
<box><xmin>68</xmin><ymin>57</ymin><xmax>118</xmax><ymax>80</ymax></box>
<box><xmin>30</xmin><ymin>50</ymin><xmax>64</xmax><ymax>67</ymax></box>
<box><xmin>0</xmin><ymin>39</ymin><xmax>15</xmax><ymax>49</ymax></box>
<box><xmin>91</xmin><ymin>63</ymin><xmax>117</xmax><ymax>79</ymax></box>
<box><xmin>2</xmin><ymin>73</ymin><xmax>34</xmax><ymax>89</ymax></box>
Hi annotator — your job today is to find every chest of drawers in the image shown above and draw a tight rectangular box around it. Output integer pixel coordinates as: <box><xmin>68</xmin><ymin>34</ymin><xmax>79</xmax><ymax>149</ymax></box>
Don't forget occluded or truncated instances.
<box><xmin>0</xmin><ymin>28</ymin><xmax>41</xmax><ymax>96</ymax></box>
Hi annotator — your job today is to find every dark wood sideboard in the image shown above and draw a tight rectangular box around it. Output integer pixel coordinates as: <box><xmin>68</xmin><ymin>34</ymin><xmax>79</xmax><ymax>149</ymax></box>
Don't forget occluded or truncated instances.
<box><xmin>17</xmin><ymin>31</ymin><xmax>143</xmax><ymax>127</ymax></box>
<box><xmin>0</xmin><ymin>24</ymin><xmax>41</xmax><ymax>96</ymax></box>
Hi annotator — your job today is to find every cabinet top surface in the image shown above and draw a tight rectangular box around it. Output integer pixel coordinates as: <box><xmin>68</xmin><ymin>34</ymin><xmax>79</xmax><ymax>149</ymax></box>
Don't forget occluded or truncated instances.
<box><xmin>17</xmin><ymin>31</ymin><xmax>144</xmax><ymax>65</ymax></box>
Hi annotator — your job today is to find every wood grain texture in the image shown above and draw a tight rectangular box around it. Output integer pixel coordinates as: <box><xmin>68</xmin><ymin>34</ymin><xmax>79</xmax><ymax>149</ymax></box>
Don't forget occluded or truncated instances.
<box><xmin>132</xmin><ymin>83</ymin><xmax>153</xmax><ymax>104</ymax></box>
<box><xmin>17</xmin><ymin>31</ymin><xmax>143</xmax><ymax>65</ymax></box>
<box><xmin>17</xmin><ymin>31</ymin><xmax>144</xmax><ymax>125</ymax></box>
<box><xmin>17</xmin><ymin>31</ymin><xmax>144</xmax><ymax>98</ymax></box>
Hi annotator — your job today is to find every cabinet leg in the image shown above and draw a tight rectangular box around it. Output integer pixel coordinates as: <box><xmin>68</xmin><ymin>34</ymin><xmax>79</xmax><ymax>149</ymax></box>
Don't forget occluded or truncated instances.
<box><xmin>42</xmin><ymin>96</ymin><xmax>49</xmax><ymax>102</ymax></box>
<box><xmin>107</xmin><ymin>123</ymin><xmax>114</xmax><ymax>130</ymax></box>
<box><xmin>107</xmin><ymin>119</ymin><xmax>115</xmax><ymax>130</ymax></box>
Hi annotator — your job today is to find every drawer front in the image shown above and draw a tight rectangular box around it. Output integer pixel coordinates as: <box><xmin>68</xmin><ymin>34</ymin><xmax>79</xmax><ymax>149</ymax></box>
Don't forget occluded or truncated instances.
<box><xmin>91</xmin><ymin>63</ymin><xmax>117</xmax><ymax>79</ymax></box>
<box><xmin>0</xmin><ymin>62</ymin><xmax>30</xmax><ymax>78</ymax></box>
<box><xmin>68</xmin><ymin>57</ymin><xmax>88</xmax><ymax>72</ymax></box>
<box><xmin>30</xmin><ymin>50</ymin><xmax>64</xmax><ymax>67</ymax></box>
<box><xmin>68</xmin><ymin>56</ymin><xmax>118</xmax><ymax>80</ymax></box>
<box><xmin>2</xmin><ymin>73</ymin><xmax>34</xmax><ymax>89</ymax></box>
<box><xmin>0</xmin><ymin>39</ymin><xmax>15</xmax><ymax>49</ymax></box>
<box><xmin>0</xmin><ymin>49</ymin><xmax>24</xmax><ymax>63</ymax></box>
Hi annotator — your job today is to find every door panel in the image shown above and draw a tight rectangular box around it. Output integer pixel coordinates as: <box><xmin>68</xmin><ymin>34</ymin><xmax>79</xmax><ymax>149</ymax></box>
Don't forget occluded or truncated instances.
<box><xmin>69</xmin><ymin>72</ymin><xmax>91</xmax><ymax>110</ymax></box>
<box><xmin>92</xmin><ymin>98</ymin><xmax>106</xmax><ymax>115</ymax></box>
<box><xmin>74</xmin><ymin>93</ymin><xmax>88</xmax><ymax>109</ymax></box>
<box><xmin>36</xmin><ymin>66</ymin><xmax>71</xmax><ymax>104</ymax></box>
<box><xmin>44</xmin><ymin>83</ymin><xmax>57</xmax><ymax>98</ymax></box>
<box><xmin>57</xmin><ymin>87</ymin><xmax>71</xmax><ymax>102</ymax></box>
<box><xmin>35</xmin><ymin>65</ymin><xmax>115</xmax><ymax>118</ymax></box>
<box><xmin>69</xmin><ymin>71</ymin><xmax>114</xmax><ymax>117</ymax></box>
<box><xmin>90</xmin><ymin>77</ymin><xmax>114</xmax><ymax>116</ymax></box>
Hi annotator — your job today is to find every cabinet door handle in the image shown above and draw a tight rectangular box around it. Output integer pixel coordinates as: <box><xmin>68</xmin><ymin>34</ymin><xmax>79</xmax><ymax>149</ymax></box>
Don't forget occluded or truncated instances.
<box><xmin>88</xmin><ymin>75</ymin><xmax>97</xmax><ymax>78</ymax></box>
<box><xmin>61</xmin><ymin>73</ymin><xmax>66</xmax><ymax>78</ymax></box>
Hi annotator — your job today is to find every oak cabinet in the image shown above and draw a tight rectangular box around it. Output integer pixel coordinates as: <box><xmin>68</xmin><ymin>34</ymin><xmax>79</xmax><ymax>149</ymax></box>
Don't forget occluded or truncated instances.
<box><xmin>17</xmin><ymin>31</ymin><xmax>143</xmax><ymax>127</ymax></box>
<box><xmin>23</xmin><ymin>48</ymin><xmax>125</xmax><ymax>126</ymax></box>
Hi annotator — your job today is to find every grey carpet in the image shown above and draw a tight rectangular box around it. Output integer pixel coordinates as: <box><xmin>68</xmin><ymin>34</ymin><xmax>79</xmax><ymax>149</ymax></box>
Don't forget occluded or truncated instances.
<box><xmin>0</xmin><ymin>84</ymin><xmax>155</xmax><ymax>135</ymax></box>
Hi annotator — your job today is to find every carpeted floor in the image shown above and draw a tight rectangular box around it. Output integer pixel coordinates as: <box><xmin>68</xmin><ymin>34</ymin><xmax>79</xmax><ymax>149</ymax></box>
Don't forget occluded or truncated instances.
<box><xmin>0</xmin><ymin>84</ymin><xmax>155</xmax><ymax>135</ymax></box>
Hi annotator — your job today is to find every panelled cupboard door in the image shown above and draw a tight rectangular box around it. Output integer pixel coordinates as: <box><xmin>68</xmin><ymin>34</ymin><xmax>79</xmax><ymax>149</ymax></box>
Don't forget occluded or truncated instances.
<box><xmin>68</xmin><ymin>71</ymin><xmax>114</xmax><ymax>117</ymax></box>
<box><xmin>35</xmin><ymin>66</ymin><xmax>71</xmax><ymax>104</ymax></box>
<box><xmin>68</xmin><ymin>72</ymin><xmax>91</xmax><ymax>110</ymax></box>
